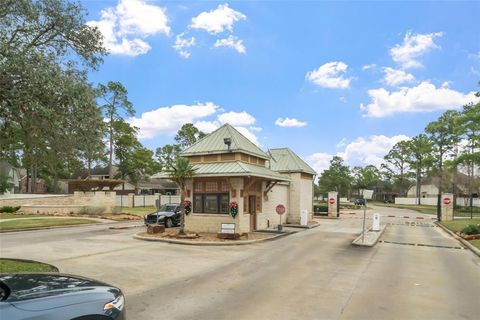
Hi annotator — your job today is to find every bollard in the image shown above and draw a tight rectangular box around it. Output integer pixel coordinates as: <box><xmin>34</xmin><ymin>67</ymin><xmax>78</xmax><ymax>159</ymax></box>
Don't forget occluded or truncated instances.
<box><xmin>372</xmin><ymin>213</ymin><xmax>380</xmax><ymax>231</ymax></box>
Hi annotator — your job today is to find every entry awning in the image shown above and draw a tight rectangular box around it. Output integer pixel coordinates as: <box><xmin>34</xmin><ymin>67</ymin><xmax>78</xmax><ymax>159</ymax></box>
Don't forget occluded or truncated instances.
<box><xmin>191</xmin><ymin>161</ymin><xmax>290</xmax><ymax>181</ymax></box>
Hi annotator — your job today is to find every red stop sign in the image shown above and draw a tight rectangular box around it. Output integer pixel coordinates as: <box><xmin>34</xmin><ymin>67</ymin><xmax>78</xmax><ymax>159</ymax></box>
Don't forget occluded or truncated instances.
<box><xmin>443</xmin><ymin>198</ymin><xmax>451</xmax><ymax>205</ymax></box>
<box><xmin>329</xmin><ymin>197</ymin><xmax>335</xmax><ymax>204</ymax></box>
<box><xmin>276</xmin><ymin>204</ymin><xmax>285</xmax><ymax>215</ymax></box>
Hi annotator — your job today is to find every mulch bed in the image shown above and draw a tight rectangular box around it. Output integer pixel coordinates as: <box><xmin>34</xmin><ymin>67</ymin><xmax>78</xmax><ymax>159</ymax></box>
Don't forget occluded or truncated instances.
<box><xmin>455</xmin><ymin>232</ymin><xmax>480</xmax><ymax>241</ymax></box>
<box><xmin>137</xmin><ymin>228</ymin><xmax>274</xmax><ymax>242</ymax></box>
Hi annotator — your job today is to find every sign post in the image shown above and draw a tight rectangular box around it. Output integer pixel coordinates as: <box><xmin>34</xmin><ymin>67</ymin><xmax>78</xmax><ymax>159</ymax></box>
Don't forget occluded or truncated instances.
<box><xmin>441</xmin><ymin>193</ymin><xmax>454</xmax><ymax>221</ymax></box>
<box><xmin>327</xmin><ymin>191</ymin><xmax>338</xmax><ymax>217</ymax></box>
<box><xmin>361</xmin><ymin>189</ymin><xmax>374</xmax><ymax>243</ymax></box>
<box><xmin>276</xmin><ymin>204</ymin><xmax>285</xmax><ymax>231</ymax></box>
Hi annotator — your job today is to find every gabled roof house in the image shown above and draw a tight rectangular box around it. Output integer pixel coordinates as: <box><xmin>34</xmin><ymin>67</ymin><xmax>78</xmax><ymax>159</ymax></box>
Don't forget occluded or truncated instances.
<box><xmin>180</xmin><ymin>124</ymin><xmax>316</xmax><ymax>233</ymax></box>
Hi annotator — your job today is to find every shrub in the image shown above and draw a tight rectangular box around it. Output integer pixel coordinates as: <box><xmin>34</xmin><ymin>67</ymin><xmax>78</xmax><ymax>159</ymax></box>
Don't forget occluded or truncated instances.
<box><xmin>462</xmin><ymin>225</ymin><xmax>480</xmax><ymax>235</ymax></box>
<box><xmin>314</xmin><ymin>204</ymin><xmax>328</xmax><ymax>213</ymax></box>
<box><xmin>0</xmin><ymin>206</ymin><xmax>21</xmax><ymax>213</ymax></box>
<box><xmin>78</xmin><ymin>206</ymin><xmax>106</xmax><ymax>215</ymax></box>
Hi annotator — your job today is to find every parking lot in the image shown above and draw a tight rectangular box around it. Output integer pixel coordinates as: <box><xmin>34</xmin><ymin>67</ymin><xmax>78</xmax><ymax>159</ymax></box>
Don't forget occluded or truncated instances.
<box><xmin>1</xmin><ymin>206</ymin><xmax>479</xmax><ymax>319</ymax></box>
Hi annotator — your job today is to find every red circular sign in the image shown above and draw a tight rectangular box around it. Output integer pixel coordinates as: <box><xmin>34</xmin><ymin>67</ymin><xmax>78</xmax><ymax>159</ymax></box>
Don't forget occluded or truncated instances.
<box><xmin>276</xmin><ymin>204</ymin><xmax>286</xmax><ymax>215</ymax></box>
<box><xmin>329</xmin><ymin>197</ymin><xmax>336</xmax><ymax>204</ymax></box>
<box><xmin>443</xmin><ymin>198</ymin><xmax>451</xmax><ymax>205</ymax></box>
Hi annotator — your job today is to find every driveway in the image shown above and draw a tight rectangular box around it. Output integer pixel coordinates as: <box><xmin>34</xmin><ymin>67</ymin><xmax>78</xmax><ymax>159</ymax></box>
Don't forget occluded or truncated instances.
<box><xmin>1</xmin><ymin>207</ymin><xmax>479</xmax><ymax>319</ymax></box>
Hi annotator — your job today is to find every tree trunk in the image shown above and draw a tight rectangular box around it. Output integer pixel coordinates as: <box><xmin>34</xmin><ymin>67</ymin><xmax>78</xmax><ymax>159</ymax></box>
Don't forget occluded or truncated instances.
<box><xmin>178</xmin><ymin>182</ymin><xmax>186</xmax><ymax>235</ymax></box>
<box><xmin>416</xmin><ymin>162</ymin><xmax>421</xmax><ymax>205</ymax></box>
<box><xmin>108</xmin><ymin>115</ymin><xmax>113</xmax><ymax>180</ymax></box>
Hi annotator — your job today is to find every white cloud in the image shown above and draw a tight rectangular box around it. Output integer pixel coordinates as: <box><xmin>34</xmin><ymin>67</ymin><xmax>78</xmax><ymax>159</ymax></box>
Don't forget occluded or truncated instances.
<box><xmin>382</xmin><ymin>67</ymin><xmax>415</xmax><ymax>86</ymax></box>
<box><xmin>217</xmin><ymin>111</ymin><xmax>255</xmax><ymax>126</ymax></box>
<box><xmin>336</xmin><ymin>138</ymin><xmax>348</xmax><ymax>148</ymax></box>
<box><xmin>214</xmin><ymin>35</ymin><xmax>246</xmax><ymax>54</ymax></box>
<box><xmin>390</xmin><ymin>31</ymin><xmax>442</xmax><ymax>69</ymax></box>
<box><xmin>306</xmin><ymin>61</ymin><xmax>353</xmax><ymax>89</ymax></box>
<box><xmin>339</xmin><ymin>96</ymin><xmax>347</xmax><ymax>103</ymax></box>
<box><xmin>360</xmin><ymin>81</ymin><xmax>478</xmax><ymax>118</ymax></box>
<box><xmin>173</xmin><ymin>33</ymin><xmax>195</xmax><ymax>58</ymax></box>
<box><xmin>190</xmin><ymin>3</ymin><xmax>246</xmax><ymax>34</ymax></box>
<box><xmin>87</xmin><ymin>0</ymin><xmax>170</xmax><ymax>56</ymax></box>
<box><xmin>362</xmin><ymin>64</ymin><xmax>376</xmax><ymax>70</ymax></box>
<box><xmin>337</xmin><ymin>135</ymin><xmax>410</xmax><ymax>168</ymax></box>
<box><xmin>194</xmin><ymin>110</ymin><xmax>260</xmax><ymax>145</ymax></box>
<box><xmin>468</xmin><ymin>51</ymin><xmax>480</xmax><ymax>60</ymax></box>
<box><xmin>194</xmin><ymin>120</ymin><xmax>220</xmax><ymax>134</ymax></box>
<box><xmin>275</xmin><ymin>117</ymin><xmax>307</xmax><ymax>128</ymax></box>
<box><xmin>129</xmin><ymin>102</ymin><xmax>219</xmax><ymax>138</ymax></box>
<box><xmin>306</xmin><ymin>152</ymin><xmax>333</xmax><ymax>175</ymax></box>
<box><xmin>235</xmin><ymin>126</ymin><xmax>260</xmax><ymax>146</ymax></box>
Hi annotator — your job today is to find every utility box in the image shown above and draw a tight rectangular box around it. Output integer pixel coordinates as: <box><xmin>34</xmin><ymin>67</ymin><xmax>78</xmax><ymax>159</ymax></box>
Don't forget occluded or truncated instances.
<box><xmin>300</xmin><ymin>209</ymin><xmax>308</xmax><ymax>226</ymax></box>
<box><xmin>372</xmin><ymin>213</ymin><xmax>380</xmax><ymax>231</ymax></box>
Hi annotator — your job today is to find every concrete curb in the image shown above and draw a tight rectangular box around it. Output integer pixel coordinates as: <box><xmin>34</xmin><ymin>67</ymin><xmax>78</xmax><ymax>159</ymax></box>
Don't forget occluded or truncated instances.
<box><xmin>352</xmin><ymin>225</ymin><xmax>387</xmax><ymax>247</ymax></box>
<box><xmin>314</xmin><ymin>216</ymin><xmax>339</xmax><ymax>220</ymax></box>
<box><xmin>133</xmin><ymin>230</ymin><xmax>297</xmax><ymax>246</ymax></box>
<box><xmin>284</xmin><ymin>222</ymin><xmax>320</xmax><ymax>229</ymax></box>
<box><xmin>0</xmin><ymin>257</ymin><xmax>61</xmax><ymax>273</ymax></box>
<box><xmin>435</xmin><ymin>222</ymin><xmax>480</xmax><ymax>258</ymax></box>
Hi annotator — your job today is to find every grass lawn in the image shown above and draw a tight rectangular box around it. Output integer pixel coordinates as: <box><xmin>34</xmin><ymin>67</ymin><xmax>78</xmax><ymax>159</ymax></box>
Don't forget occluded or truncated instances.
<box><xmin>119</xmin><ymin>206</ymin><xmax>156</xmax><ymax>216</ymax></box>
<box><xmin>0</xmin><ymin>213</ymin><xmax>39</xmax><ymax>219</ymax></box>
<box><xmin>373</xmin><ymin>202</ymin><xmax>480</xmax><ymax>217</ymax></box>
<box><xmin>470</xmin><ymin>240</ymin><xmax>480</xmax><ymax>250</ymax></box>
<box><xmin>0</xmin><ymin>218</ymin><xmax>98</xmax><ymax>231</ymax></box>
<box><xmin>372</xmin><ymin>202</ymin><xmax>437</xmax><ymax>215</ymax></box>
<box><xmin>440</xmin><ymin>218</ymin><xmax>480</xmax><ymax>233</ymax></box>
<box><xmin>0</xmin><ymin>258</ymin><xmax>58</xmax><ymax>273</ymax></box>
<box><xmin>440</xmin><ymin>219</ymin><xmax>480</xmax><ymax>250</ymax></box>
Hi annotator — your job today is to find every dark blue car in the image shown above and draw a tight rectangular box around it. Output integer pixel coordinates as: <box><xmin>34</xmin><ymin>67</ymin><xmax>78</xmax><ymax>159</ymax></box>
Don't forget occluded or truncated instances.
<box><xmin>0</xmin><ymin>273</ymin><xmax>125</xmax><ymax>320</ymax></box>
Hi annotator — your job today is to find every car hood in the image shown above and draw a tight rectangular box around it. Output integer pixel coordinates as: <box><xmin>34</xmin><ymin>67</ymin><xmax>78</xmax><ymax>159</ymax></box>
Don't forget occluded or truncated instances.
<box><xmin>0</xmin><ymin>273</ymin><xmax>120</xmax><ymax>308</ymax></box>
<box><xmin>148</xmin><ymin>211</ymin><xmax>173</xmax><ymax>216</ymax></box>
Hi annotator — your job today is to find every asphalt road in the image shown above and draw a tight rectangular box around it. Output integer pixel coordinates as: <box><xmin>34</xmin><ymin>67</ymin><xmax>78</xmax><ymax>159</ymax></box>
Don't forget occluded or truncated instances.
<box><xmin>1</xmin><ymin>206</ymin><xmax>479</xmax><ymax>320</ymax></box>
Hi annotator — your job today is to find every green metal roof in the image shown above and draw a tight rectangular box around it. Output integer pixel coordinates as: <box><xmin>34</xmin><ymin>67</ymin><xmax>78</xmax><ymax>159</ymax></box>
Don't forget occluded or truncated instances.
<box><xmin>268</xmin><ymin>148</ymin><xmax>317</xmax><ymax>175</ymax></box>
<box><xmin>181</xmin><ymin>124</ymin><xmax>269</xmax><ymax>159</ymax></box>
<box><xmin>190</xmin><ymin>161</ymin><xmax>290</xmax><ymax>181</ymax></box>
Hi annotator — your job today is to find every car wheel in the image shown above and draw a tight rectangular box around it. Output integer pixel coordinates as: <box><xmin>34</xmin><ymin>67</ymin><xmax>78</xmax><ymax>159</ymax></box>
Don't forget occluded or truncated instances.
<box><xmin>165</xmin><ymin>218</ymin><xmax>173</xmax><ymax>228</ymax></box>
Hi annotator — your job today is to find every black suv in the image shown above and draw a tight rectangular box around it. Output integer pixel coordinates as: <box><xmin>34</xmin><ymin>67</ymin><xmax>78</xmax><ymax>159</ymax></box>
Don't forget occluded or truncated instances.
<box><xmin>144</xmin><ymin>204</ymin><xmax>181</xmax><ymax>228</ymax></box>
<box><xmin>354</xmin><ymin>198</ymin><xmax>366</xmax><ymax>206</ymax></box>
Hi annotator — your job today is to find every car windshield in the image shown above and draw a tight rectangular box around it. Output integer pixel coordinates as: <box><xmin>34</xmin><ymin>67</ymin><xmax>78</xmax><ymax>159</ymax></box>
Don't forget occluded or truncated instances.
<box><xmin>159</xmin><ymin>205</ymin><xmax>176</xmax><ymax>212</ymax></box>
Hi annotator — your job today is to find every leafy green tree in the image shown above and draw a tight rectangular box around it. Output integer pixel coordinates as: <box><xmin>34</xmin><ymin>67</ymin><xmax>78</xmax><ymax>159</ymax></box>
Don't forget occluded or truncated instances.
<box><xmin>0</xmin><ymin>173</ymin><xmax>14</xmax><ymax>194</ymax></box>
<box><xmin>155</xmin><ymin>123</ymin><xmax>205</xmax><ymax>171</ymax></box>
<box><xmin>383</xmin><ymin>140</ymin><xmax>411</xmax><ymax>196</ymax></box>
<box><xmin>0</xmin><ymin>0</ymin><xmax>105</xmax><ymax>192</ymax></box>
<box><xmin>113</xmin><ymin>120</ymin><xmax>158</xmax><ymax>189</ymax></box>
<box><xmin>352</xmin><ymin>165</ymin><xmax>381</xmax><ymax>195</ymax></box>
<box><xmin>455</xmin><ymin>87</ymin><xmax>480</xmax><ymax>202</ymax></box>
<box><xmin>404</xmin><ymin>134</ymin><xmax>434</xmax><ymax>205</ymax></box>
<box><xmin>167</xmin><ymin>157</ymin><xmax>196</xmax><ymax>235</ymax></box>
<box><xmin>174</xmin><ymin>123</ymin><xmax>206</xmax><ymax>149</ymax></box>
<box><xmin>98</xmin><ymin>81</ymin><xmax>135</xmax><ymax>179</ymax></box>
<box><xmin>317</xmin><ymin>156</ymin><xmax>351</xmax><ymax>197</ymax></box>
<box><xmin>425</xmin><ymin>110</ymin><xmax>462</xmax><ymax>193</ymax></box>
<box><xmin>155</xmin><ymin>144</ymin><xmax>181</xmax><ymax>171</ymax></box>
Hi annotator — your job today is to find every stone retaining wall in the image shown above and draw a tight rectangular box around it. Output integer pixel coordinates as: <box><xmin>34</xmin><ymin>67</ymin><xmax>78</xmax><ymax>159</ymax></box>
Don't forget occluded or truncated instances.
<box><xmin>0</xmin><ymin>192</ymin><xmax>116</xmax><ymax>214</ymax></box>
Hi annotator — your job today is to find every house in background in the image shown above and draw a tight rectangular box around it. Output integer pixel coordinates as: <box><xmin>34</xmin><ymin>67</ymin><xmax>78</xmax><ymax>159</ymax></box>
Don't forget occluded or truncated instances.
<box><xmin>177</xmin><ymin>124</ymin><xmax>316</xmax><ymax>233</ymax></box>
<box><xmin>406</xmin><ymin>175</ymin><xmax>471</xmax><ymax>198</ymax></box>
<box><xmin>69</xmin><ymin>167</ymin><xmax>178</xmax><ymax>195</ymax></box>
<box><xmin>0</xmin><ymin>160</ymin><xmax>21</xmax><ymax>194</ymax></box>
<box><xmin>136</xmin><ymin>178</ymin><xmax>179</xmax><ymax>195</ymax></box>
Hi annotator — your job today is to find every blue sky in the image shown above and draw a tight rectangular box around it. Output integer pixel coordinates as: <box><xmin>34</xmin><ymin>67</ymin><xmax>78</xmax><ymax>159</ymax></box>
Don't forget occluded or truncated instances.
<box><xmin>83</xmin><ymin>0</ymin><xmax>480</xmax><ymax>173</ymax></box>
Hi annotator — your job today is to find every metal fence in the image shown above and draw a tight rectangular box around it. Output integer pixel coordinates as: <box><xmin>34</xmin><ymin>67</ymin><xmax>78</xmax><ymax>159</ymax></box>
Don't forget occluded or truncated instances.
<box><xmin>116</xmin><ymin>194</ymin><xmax>181</xmax><ymax>208</ymax></box>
